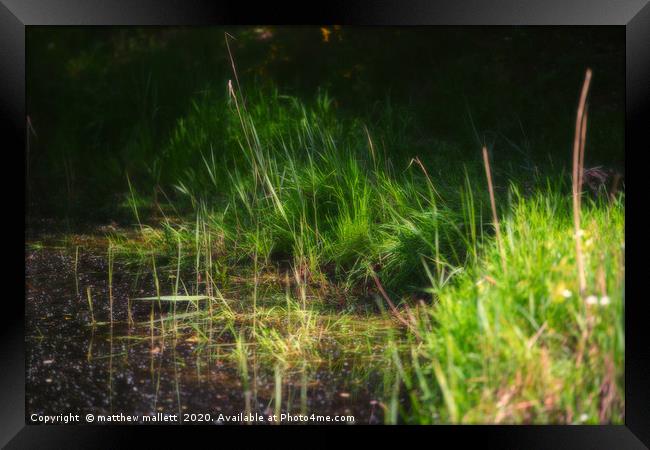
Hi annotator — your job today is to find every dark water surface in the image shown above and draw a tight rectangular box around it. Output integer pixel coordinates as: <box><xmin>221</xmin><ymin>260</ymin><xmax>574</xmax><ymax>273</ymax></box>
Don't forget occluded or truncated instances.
<box><xmin>26</xmin><ymin>237</ymin><xmax>391</xmax><ymax>425</ymax></box>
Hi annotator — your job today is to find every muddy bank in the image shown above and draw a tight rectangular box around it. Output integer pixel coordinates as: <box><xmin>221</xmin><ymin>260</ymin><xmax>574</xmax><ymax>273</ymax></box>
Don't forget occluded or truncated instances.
<box><xmin>26</xmin><ymin>240</ymin><xmax>395</xmax><ymax>424</ymax></box>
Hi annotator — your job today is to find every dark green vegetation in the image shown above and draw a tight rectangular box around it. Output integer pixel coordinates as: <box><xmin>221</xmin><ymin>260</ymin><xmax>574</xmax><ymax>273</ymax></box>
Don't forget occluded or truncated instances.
<box><xmin>26</xmin><ymin>27</ymin><xmax>624</xmax><ymax>424</ymax></box>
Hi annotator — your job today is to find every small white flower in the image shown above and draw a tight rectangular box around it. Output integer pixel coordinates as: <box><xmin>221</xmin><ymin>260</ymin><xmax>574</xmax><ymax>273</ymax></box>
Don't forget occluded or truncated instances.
<box><xmin>562</xmin><ymin>289</ymin><xmax>573</xmax><ymax>298</ymax></box>
<box><xmin>586</xmin><ymin>295</ymin><xmax>598</xmax><ymax>305</ymax></box>
<box><xmin>579</xmin><ymin>413</ymin><xmax>589</xmax><ymax>423</ymax></box>
<box><xmin>599</xmin><ymin>296</ymin><xmax>611</xmax><ymax>306</ymax></box>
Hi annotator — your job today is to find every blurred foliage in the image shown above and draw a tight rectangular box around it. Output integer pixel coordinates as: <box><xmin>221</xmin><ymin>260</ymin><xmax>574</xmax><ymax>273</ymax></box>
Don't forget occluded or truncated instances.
<box><xmin>26</xmin><ymin>26</ymin><xmax>624</xmax><ymax>221</ymax></box>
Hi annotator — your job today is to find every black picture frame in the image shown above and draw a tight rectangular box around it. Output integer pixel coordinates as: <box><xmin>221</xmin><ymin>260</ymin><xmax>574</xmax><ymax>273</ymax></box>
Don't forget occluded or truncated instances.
<box><xmin>4</xmin><ymin>0</ymin><xmax>648</xmax><ymax>447</ymax></box>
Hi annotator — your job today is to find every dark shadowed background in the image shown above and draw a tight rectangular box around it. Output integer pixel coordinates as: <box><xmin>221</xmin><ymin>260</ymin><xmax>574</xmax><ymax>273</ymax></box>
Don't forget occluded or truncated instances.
<box><xmin>26</xmin><ymin>26</ymin><xmax>624</xmax><ymax>222</ymax></box>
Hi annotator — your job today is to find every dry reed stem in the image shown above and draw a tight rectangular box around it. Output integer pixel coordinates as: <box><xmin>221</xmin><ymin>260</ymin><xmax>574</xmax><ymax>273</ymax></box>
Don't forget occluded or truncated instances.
<box><xmin>408</xmin><ymin>156</ymin><xmax>441</xmax><ymax>200</ymax></box>
<box><xmin>578</xmin><ymin>105</ymin><xmax>589</xmax><ymax>208</ymax></box>
<box><xmin>224</xmin><ymin>33</ymin><xmax>244</xmax><ymax>108</ymax></box>
<box><xmin>572</xmin><ymin>68</ymin><xmax>592</xmax><ymax>296</ymax></box>
<box><xmin>364</xmin><ymin>125</ymin><xmax>376</xmax><ymax>166</ymax></box>
<box><xmin>225</xmin><ymin>34</ymin><xmax>261</xmax><ymax>192</ymax></box>
<box><xmin>482</xmin><ymin>146</ymin><xmax>506</xmax><ymax>272</ymax></box>
<box><xmin>371</xmin><ymin>273</ymin><xmax>421</xmax><ymax>338</ymax></box>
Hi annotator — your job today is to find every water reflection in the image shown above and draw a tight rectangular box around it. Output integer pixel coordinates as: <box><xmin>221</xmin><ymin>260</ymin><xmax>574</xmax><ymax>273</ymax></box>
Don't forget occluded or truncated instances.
<box><xmin>26</xmin><ymin>243</ymin><xmax>391</xmax><ymax>424</ymax></box>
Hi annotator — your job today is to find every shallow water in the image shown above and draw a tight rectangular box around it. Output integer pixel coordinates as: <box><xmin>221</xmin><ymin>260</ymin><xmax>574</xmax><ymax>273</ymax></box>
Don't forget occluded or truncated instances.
<box><xmin>26</xmin><ymin>236</ymin><xmax>395</xmax><ymax>425</ymax></box>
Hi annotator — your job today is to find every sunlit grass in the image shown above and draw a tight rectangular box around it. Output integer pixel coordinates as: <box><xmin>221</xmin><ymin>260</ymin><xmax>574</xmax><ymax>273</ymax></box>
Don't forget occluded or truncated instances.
<box><xmin>400</xmin><ymin>193</ymin><xmax>624</xmax><ymax>424</ymax></box>
<box><xmin>41</xmin><ymin>80</ymin><xmax>624</xmax><ymax>425</ymax></box>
